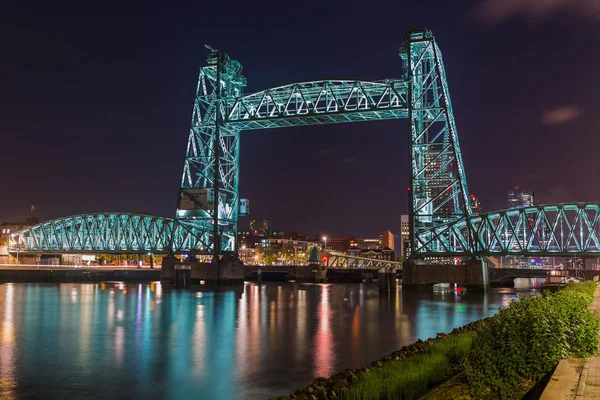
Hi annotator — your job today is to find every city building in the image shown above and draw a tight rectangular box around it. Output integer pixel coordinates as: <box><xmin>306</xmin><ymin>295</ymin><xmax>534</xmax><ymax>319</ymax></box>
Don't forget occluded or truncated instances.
<box><xmin>359</xmin><ymin>248</ymin><xmax>395</xmax><ymax>261</ymax></box>
<box><xmin>249</xmin><ymin>219</ymin><xmax>268</xmax><ymax>236</ymax></box>
<box><xmin>508</xmin><ymin>187</ymin><xmax>535</xmax><ymax>209</ymax></box>
<box><xmin>255</xmin><ymin>238</ymin><xmax>316</xmax><ymax>266</ymax></box>
<box><xmin>470</xmin><ymin>194</ymin><xmax>482</xmax><ymax>216</ymax></box>
<box><xmin>503</xmin><ymin>187</ymin><xmax>547</xmax><ymax>268</ymax></box>
<box><xmin>1</xmin><ymin>215</ymin><xmax>40</xmax><ymax>247</ymax></box>
<box><xmin>327</xmin><ymin>235</ymin><xmax>359</xmax><ymax>253</ymax></box>
<box><xmin>400</xmin><ymin>215</ymin><xmax>411</xmax><ymax>259</ymax></box>
<box><xmin>358</xmin><ymin>238</ymin><xmax>380</xmax><ymax>250</ymax></box>
<box><xmin>0</xmin><ymin>222</ymin><xmax>23</xmax><ymax>247</ymax></box>
<box><xmin>238</xmin><ymin>230</ymin><xmax>261</xmax><ymax>249</ymax></box>
<box><xmin>378</xmin><ymin>229</ymin><xmax>394</xmax><ymax>251</ymax></box>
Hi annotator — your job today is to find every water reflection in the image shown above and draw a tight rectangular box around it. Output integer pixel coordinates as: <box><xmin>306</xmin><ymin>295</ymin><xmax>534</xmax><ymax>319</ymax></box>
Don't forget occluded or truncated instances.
<box><xmin>0</xmin><ymin>284</ymin><xmax>16</xmax><ymax>400</ymax></box>
<box><xmin>314</xmin><ymin>285</ymin><xmax>334</xmax><ymax>378</ymax></box>
<box><xmin>0</xmin><ymin>282</ymin><xmax>536</xmax><ymax>400</ymax></box>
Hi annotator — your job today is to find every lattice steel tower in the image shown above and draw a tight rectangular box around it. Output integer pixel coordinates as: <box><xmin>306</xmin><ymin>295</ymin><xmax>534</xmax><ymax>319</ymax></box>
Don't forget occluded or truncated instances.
<box><xmin>177</xmin><ymin>47</ymin><xmax>246</xmax><ymax>257</ymax></box>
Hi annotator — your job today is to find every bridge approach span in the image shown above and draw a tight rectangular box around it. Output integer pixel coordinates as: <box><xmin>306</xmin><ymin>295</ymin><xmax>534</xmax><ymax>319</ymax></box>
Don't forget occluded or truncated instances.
<box><xmin>8</xmin><ymin>213</ymin><xmax>205</xmax><ymax>254</ymax></box>
<box><xmin>416</xmin><ymin>203</ymin><xmax>600</xmax><ymax>257</ymax></box>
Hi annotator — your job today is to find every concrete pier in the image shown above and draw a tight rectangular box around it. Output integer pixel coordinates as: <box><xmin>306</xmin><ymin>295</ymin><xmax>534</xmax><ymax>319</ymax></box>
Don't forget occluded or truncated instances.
<box><xmin>161</xmin><ymin>256</ymin><xmax>244</xmax><ymax>285</ymax></box>
<box><xmin>402</xmin><ymin>259</ymin><xmax>489</xmax><ymax>290</ymax></box>
<box><xmin>0</xmin><ymin>267</ymin><xmax>160</xmax><ymax>283</ymax></box>
<box><xmin>378</xmin><ymin>267</ymin><xmax>398</xmax><ymax>295</ymax></box>
<box><xmin>174</xmin><ymin>264</ymin><xmax>191</xmax><ymax>289</ymax></box>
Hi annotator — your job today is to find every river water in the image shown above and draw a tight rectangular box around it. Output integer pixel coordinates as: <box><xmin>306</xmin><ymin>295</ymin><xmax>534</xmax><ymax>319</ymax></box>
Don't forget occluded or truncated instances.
<box><xmin>0</xmin><ymin>281</ymin><xmax>539</xmax><ymax>399</ymax></box>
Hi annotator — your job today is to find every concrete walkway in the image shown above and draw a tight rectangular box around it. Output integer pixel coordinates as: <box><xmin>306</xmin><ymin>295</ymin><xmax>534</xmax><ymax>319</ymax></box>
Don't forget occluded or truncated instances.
<box><xmin>578</xmin><ymin>286</ymin><xmax>600</xmax><ymax>399</ymax></box>
<box><xmin>541</xmin><ymin>285</ymin><xmax>600</xmax><ymax>400</ymax></box>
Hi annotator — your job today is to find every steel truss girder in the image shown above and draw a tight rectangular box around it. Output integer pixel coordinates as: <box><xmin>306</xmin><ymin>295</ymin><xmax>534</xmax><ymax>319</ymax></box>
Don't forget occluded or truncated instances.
<box><xmin>8</xmin><ymin>213</ymin><xmax>209</xmax><ymax>254</ymax></box>
<box><xmin>225</xmin><ymin>80</ymin><xmax>408</xmax><ymax>129</ymax></box>
<box><xmin>415</xmin><ymin>203</ymin><xmax>600</xmax><ymax>257</ymax></box>
<box><xmin>325</xmin><ymin>251</ymin><xmax>403</xmax><ymax>270</ymax></box>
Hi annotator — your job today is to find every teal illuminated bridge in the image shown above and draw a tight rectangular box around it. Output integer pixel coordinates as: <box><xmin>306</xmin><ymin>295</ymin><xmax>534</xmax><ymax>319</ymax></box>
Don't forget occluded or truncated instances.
<box><xmin>9</xmin><ymin>29</ymin><xmax>600</xmax><ymax>259</ymax></box>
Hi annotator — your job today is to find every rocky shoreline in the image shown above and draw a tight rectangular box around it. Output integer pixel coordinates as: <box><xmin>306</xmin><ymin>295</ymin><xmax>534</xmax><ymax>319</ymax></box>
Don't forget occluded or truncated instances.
<box><xmin>269</xmin><ymin>318</ymin><xmax>489</xmax><ymax>400</ymax></box>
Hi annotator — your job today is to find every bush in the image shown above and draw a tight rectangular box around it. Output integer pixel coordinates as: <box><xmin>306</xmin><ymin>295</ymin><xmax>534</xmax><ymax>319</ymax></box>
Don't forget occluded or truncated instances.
<box><xmin>466</xmin><ymin>281</ymin><xmax>599</xmax><ymax>399</ymax></box>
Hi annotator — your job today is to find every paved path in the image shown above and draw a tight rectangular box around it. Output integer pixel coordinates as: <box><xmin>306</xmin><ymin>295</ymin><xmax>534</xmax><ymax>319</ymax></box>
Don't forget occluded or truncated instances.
<box><xmin>579</xmin><ymin>286</ymin><xmax>600</xmax><ymax>399</ymax></box>
<box><xmin>541</xmin><ymin>285</ymin><xmax>600</xmax><ymax>400</ymax></box>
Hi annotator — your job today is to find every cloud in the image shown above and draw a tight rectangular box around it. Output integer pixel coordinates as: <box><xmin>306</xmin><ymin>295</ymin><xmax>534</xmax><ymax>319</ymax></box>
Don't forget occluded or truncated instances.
<box><xmin>469</xmin><ymin>0</ymin><xmax>600</xmax><ymax>25</ymax></box>
<box><xmin>342</xmin><ymin>156</ymin><xmax>359</xmax><ymax>164</ymax></box>
<box><xmin>535</xmin><ymin>185</ymin><xmax>576</xmax><ymax>204</ymax></box>
<box><xmin>541</xmin><ymin>106</ymin><xmax>584</xmax><ymax>125</ymax></box>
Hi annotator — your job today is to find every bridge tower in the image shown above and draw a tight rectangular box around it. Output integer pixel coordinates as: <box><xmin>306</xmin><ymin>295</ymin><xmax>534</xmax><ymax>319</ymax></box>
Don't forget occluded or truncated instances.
<box><xmin>176</xmin><ymin>47</ymin><xmax>247</xmax><ymax>257</ymax></box>
<box><xmin>402</xmin><ymin>29</ymin><xmax>473</xmax><ymax>258</ymax></box>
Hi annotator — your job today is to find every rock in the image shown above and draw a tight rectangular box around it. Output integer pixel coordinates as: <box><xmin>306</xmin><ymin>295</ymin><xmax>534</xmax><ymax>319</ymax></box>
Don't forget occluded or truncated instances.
<box><xmin>371</xmin><ymin>360</ymin><xmax>384</xmax><ymax>368</ymax></box>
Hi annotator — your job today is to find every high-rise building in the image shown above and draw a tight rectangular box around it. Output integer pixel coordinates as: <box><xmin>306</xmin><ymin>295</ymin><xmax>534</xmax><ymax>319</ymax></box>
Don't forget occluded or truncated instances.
<box><xmin>249</xmin><ymin>219</ymin><xmax>268</xmax><ymax>236</ymax></box>
<box><xmin>378</xmin><ymin>229</ymin><xmax>394</xmax><ymax>251</ymax></box>
<box><xmin>358</xmin><ymin>238</ymin><xmax>380</xmax><ymax>250</ymax></box>
<box><xmin>400</xmin><ymin>215</ymin><xmax>411</xmax><ymax>259</ymax></box>
<box><xmin>470</xmin><ymin>194</ymin><xmax>482</xmax><ymax>216</ymax></box>
<box><xmin>503</xmin><ymin>187</ymin><xmax>539</xmax><ymax>268</ymax></box>
<box><xmin>508</xmin><ymin>187</ymin><xmax>535</xmax><ymax>209</ymax></box>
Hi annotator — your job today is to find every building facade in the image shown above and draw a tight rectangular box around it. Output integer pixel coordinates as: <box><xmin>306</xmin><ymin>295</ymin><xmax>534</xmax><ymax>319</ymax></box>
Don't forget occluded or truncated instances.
<box><xmin>400</xmin><ymin>215</ymin><xmax>410</xmax><ymax>259</ymax></box>
<box><xmin>508</xmin><ymin>188</ymin><xmax>535</xmax><ymax>209</ymax></box>
<box><xmin>249</xmin><ymin>219</ymin><xmax>268</xmax><ymax>236</ymax></box>
<box><xmin>378</xmin><ymin>229</ymin><xmax>394</xmax><ymax>251</ymax></box>
<box><xmin>470</xmin><ymin>194</ymin><xmax>482</xmax><ymax>216</ymax></box>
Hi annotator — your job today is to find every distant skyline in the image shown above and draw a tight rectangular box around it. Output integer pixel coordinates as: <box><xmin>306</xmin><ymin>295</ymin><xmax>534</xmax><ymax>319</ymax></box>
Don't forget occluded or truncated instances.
<box><xmin>2</xmin><ymin>0</ymin><xmax>599</xmax><ymax>238</ymax></box>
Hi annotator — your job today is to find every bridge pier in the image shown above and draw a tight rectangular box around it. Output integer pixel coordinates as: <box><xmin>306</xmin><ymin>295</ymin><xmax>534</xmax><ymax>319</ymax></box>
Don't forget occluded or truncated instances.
<box><xmin>402</xmin><ymin>259</ymin><xmax>489</xmax><ymax>291</ymax></box>
<box><xmin>378</xmin><ymin>267</ymin><xmax>397</xmax><ymax>295</ymax></box>
<box><xmin>174</xmin><ymin>264</ymin><xmax>191</xmax><ymax>289</ymax></box>
<box><xmin>311</xmin><ymin>263</ymin><xmax>327</xmax><ymax>283</ymax></box>
<box><xmin>161</xmin><ymin>255</ymin><xmax>243</xmax><ymax>286</ymax></box>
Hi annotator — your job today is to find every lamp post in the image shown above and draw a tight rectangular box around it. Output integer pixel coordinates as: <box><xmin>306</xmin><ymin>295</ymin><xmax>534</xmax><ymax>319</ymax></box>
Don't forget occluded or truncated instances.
<box><xmin>322</xmin><ymin>236</ymin><xmax>327</xmax><ymax>251</ymax></box>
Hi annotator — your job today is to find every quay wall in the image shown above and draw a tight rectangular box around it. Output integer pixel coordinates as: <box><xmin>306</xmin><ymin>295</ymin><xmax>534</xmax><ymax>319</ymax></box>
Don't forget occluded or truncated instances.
<box><xmin>0</xmin><ymin>268</ymin><xmax>160</xmax><ymax>283</ymax></box>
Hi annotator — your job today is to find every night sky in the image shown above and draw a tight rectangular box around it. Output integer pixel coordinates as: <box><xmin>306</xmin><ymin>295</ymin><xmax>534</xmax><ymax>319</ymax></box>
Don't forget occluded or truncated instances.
<box><xmin>2</xmin><ymin>0</ymin><xmax>600</xmax><ymax>238</ymax></box>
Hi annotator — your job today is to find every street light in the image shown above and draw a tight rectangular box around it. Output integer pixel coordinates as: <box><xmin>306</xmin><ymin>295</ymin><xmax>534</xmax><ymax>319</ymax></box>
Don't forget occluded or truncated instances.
<box><xmin>322</xmin><ymin>236</ymin><xmax>327</xmax><ymax>250</ymax></box>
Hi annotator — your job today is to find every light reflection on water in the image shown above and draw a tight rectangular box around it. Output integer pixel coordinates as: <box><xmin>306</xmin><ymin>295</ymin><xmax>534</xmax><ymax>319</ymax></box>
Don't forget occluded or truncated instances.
<box><xmin>0</xmin><ymin>281</ymin><xmax>538</xmax><ymax>399</ymax></box>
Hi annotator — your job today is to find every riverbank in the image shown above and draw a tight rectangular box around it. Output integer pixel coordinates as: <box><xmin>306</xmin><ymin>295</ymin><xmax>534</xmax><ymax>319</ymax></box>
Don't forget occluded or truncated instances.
<box><xmin>269</xmin><ymin>319</ymin><xmax>488</xmax><ymax>400</ymax></box>
<box><xmin>0</xmin><ymin>266</ymin><xmax>161</xmax><ymax>283</ymax></box>
<box><xmin>271</xmin><ymin>281</ymin><xmax>599</xmax><ymax>400</ymax></box>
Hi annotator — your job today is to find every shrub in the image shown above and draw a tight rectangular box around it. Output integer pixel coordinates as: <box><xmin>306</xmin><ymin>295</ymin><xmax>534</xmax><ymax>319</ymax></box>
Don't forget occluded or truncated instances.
<box><xmin>465</xmin><ymin>281</ymin><xmax>599</xmax><ymax>399</ymax></box>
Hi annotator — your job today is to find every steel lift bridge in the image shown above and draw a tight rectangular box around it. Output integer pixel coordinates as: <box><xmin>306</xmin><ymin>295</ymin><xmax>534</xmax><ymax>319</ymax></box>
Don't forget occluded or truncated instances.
<box><xmin>10</xmin><ymin>29</ymin><xmax>600</xmax><ymax>264</ymax></box>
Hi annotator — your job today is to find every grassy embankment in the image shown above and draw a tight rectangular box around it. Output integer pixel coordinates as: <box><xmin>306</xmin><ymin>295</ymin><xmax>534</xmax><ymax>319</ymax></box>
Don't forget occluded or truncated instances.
<box><xmin>339</xmin><ymin>281</ymin><xmax>599</xmax><ymax>400</ymax></box>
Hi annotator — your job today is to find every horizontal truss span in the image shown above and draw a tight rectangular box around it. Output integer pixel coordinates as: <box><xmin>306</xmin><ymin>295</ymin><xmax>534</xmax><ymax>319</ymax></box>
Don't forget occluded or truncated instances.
<box><xmin>8</xmin><ymin>213</ymin><xmax>208</xmax><ymax>254</ymax></box>
<box><xmin>325</xmin><ymin>251</ymin><xmax>403</xmax><ymax>270</ymax></box>
<box><xmin>415</xmin><ymin>203</ymin><xmax>600</xmax><ymax>257</ymax></box>
<box><xmin>225</xmin><ymin>80</ymin><xmax>408</xmax><ymax>130</ymax></box>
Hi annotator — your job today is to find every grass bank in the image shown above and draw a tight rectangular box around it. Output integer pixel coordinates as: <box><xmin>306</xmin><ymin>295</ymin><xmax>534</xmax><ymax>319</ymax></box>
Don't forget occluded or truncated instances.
<box><xmin>341</xmin><ymin>332</ymin><xmax>475</xmax><ymax>400</ymax></box>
